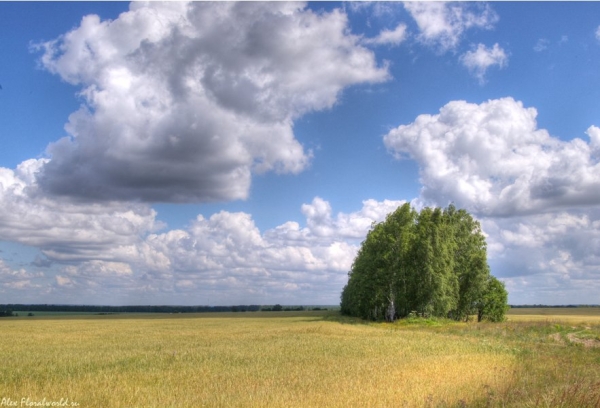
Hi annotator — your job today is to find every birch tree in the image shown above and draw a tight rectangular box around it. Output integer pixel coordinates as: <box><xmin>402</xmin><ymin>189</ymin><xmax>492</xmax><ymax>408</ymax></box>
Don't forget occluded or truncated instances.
<box><xmin>340</xmin><ymin>204</ymin><xmax>508</xmax><ymax>322</ymax></box>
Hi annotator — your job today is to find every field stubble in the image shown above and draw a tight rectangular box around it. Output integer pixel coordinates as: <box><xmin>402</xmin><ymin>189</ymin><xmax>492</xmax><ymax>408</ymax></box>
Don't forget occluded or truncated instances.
<box><xmin>1</xmin><ymin>309</ymin><xmax>599</xmax><ymax>407</ymax></box>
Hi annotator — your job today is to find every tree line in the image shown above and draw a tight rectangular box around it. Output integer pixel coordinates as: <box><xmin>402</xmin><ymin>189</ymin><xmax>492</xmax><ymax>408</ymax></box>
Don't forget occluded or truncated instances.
<box><xmin>341</xmin><ymin>203</ymin><xmax>508</xmax><ymax>322</ymax></box>
<box><xmin>509</xmin><ymin>304</ymin><xmax>600</xmax><ymax>308</ymax></box>
<box><xmin>0</xmin><ymin>304</ymin><xmax>327</xmax><ymax>315</ymax></box>
<box><xmin>0</xmin><ymin>304</ymin><xmax>262</xmax><ymax>314</ymax></box>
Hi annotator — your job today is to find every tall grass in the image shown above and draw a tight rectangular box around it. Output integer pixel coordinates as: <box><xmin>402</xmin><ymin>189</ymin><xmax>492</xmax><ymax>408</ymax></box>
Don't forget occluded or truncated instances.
<box><xmin>1</xmin><ymin>310</ymin><xmax>599</xmax><ymax>407</ymax></box>
<box><xmin>434</xmin><ymin>319</ymin><xmax>600</xmax><ymax>407</ymax></box>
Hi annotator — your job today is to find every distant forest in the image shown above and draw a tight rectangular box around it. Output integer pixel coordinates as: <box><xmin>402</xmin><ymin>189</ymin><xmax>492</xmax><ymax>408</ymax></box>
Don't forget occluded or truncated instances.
<box><xmin>508</xmin><ymin>305</ymin><xmax>600</xmax><ymax>308</ymax></box>
<box><xmin>0</xmin><ymin>304</ymin><xmax>327</xmax><ymax>316</ymax></box>
<box><xmin>1</xmin><ymin>304</ymin><xmax>597</xmax><ymax>318</ymax></box>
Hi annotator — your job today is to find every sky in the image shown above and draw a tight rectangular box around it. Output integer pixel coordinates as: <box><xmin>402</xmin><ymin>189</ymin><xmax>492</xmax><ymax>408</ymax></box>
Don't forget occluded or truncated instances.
<box><xmin>1</xmin><ymin>1</ymin><xmax>600</xmax><ymax>306</ymax></box>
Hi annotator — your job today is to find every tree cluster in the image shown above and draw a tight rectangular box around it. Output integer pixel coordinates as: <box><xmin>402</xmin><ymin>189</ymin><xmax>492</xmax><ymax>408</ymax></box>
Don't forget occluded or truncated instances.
<box><xmin>260</xmin><ymin>305</ymin><xmax>309</xmax><ymax>312</ymax></box>
<box><xmin>341</xmin><ymin>204</ymin><xmax>508</xmax><ymax>322</ymax></box>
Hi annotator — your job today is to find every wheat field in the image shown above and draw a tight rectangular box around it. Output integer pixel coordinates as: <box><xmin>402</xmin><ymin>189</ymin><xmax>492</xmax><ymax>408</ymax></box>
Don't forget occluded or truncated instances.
<box><xmin>1</xmin><ymin>309</ymin><xmax>599</xmax><ymax>407</ymax></box>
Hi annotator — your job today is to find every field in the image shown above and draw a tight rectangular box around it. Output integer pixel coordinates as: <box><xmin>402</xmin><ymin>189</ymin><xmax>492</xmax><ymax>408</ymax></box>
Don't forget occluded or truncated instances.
<box><xmin>1</xmin><ymin>309</ymin><xmax>600</xmax><ymax>407</ymax></box>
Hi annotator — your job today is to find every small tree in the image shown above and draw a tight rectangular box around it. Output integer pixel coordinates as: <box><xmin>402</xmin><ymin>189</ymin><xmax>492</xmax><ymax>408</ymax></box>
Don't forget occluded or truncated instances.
<box><xmin>478</xmin><ymin>276</ymin><xmax>509</xmax><ymax>322</ymax></box>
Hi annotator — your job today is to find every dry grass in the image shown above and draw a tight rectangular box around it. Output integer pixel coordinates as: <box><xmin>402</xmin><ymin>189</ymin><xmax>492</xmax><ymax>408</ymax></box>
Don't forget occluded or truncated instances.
<box><xmin>507</xmin><ymin>307</ymin><xmax>600</xmax><ymax>324</ymax></box>
<box><xmin>1</xmin><ymin>309</ymin><xmax>599</xmax><ymax>407</ymax></box>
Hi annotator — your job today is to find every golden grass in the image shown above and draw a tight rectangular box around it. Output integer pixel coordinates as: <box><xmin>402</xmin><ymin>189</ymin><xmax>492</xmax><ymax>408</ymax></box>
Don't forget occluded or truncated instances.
<box><xmin>1</xmin><ymin>313</ymin><xmax>515</xmax><ymax>407</ymax></box>
<box><xmin>1</xmin><ymin>309</ymin><xmax>599</xmax><ymax>407</ymax></box>
<box><xmin>507</xmin><ymin>307</ymin><xmax>600</xmax><ymax>324</ymax></box>
<box><xmin>508</xmin><ymin>307</ymin><xmax>600</xmax><ymax>316</ymax></box>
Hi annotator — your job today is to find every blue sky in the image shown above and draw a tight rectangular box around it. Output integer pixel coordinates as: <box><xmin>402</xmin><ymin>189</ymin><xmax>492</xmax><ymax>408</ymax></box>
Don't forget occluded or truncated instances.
<box><xmin>1</xmin><ymin>2</ymin><xmax>600</xmax><ymax>306</ymax></box>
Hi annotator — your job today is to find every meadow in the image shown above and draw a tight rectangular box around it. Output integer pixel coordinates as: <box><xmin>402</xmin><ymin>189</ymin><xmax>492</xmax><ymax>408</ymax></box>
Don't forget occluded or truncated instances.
<box><xmin>1</xmin><ymin>308</ymin><xmax>599</xmax><ymax>407</ymax></box>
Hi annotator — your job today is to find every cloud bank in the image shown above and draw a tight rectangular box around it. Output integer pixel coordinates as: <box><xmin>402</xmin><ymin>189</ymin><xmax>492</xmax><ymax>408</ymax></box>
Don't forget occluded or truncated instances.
<box><xmin>0</xmin><ymin>187</ymin><xmax>404</xmax><ymax>304</ymax></box>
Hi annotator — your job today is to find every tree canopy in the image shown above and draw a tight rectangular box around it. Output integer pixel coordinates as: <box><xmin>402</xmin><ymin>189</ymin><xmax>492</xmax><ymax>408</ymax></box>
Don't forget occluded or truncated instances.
<box><xmin>340</xmin><ymin>203</ymin><xmax>508</xmax><ymax>322</ymax></box>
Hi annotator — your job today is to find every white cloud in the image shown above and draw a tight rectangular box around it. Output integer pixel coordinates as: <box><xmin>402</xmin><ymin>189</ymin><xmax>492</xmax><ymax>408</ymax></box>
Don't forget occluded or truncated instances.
<box><xmin>0</xmin><ymin>259</ymin><xmax>44</xmax><ymax>290</ymax></box>
<box><xmin>596</xmin><ymin>26</ymin><xmax>600</xmax><ymax>42</ymax></box>
<box><xmin>384</xmin><ymin>97</ymin><xmax>600</xmax><ymax>304</ymax></box>
<box><xmin>300</xmin><ymin>196</ymin><xmax>406</xmax><ymax>239</ymax></box>
<box><xmin>33</xmin><ymin>2</ymin><xmax>389</xmax><ymax>203</ymax></box>
<box><xmin>483</xmin><ymin>210</ymin><xmax>600</xmax><ymax>304</ymax></box>
<box><xmin>534</xmin><ymin>38</ymin><xmax>549</xmax><ymax>52</ymax></box>
<box><xmin>460</xmin><ymin>43</ymin><xmax>508</xmax><ymax>84</ymax></box>
<box><xmin>587</xmin><ymin>125</ymin><xmax>600</xmax><ymax>154</ymax></box>
<box><xmin>0</xmin><ymin>189</ymin><xmax>404</xmax><ymax>304</ymax></box>
<box><xmin>55</xmin><ymin>275</ymin><xmax>74</xmax><ymax>288</ymax></box>
<box><xmin>64</xmin><ymin>260</ymin><xmax>133</xmax><ymax>278</ymax></box>
<box><xmin>403</xmin><ymin>2</ymin><xmax>498</xmax><ymax>51</ymax></box>
<box><xmin>363</xmin><ymin>24</ymin><xmax>408</xmax><ymax>47</ymax></box>
<box><xmin>0</xmin><ymin>159</ymin><xmax>159</xmax><ymax>262</ymax></box>
<box><xmin>129</xmin><ymin>197</ymin><xmax>405</xmax><ymax>303</ymax></box>
<box><xmin>347</xmin><ymin>2</ymin><xmax>404</xmax><ymax>20</ymax></box>
<box><xmin>384</xmin><ymin>97</ymin><xmax>600</xmax><ymax>217</ymax></box>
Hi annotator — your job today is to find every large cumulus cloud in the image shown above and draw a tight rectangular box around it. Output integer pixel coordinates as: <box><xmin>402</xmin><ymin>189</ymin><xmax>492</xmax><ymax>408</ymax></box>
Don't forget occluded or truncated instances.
<box><xmin>34</xmin><ymin>1</ymin><xmax>389</xmax><ymax>203</ymax></box>
<box><xmin>384</xmin><ymin>97</ymin><xmax>600</xmax><ymax>217</ymax></box>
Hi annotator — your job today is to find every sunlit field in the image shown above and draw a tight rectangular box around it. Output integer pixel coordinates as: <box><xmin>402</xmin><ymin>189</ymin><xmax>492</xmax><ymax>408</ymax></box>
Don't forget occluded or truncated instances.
<box><xmin>1</xmin><ymin>309</ymin><xmax>599</xmax><ymax>407</ymax></box>
<box><xmin>507</xmin><ymin>307</ymin><xmax>600</xmax><ymax>323</ymax></box>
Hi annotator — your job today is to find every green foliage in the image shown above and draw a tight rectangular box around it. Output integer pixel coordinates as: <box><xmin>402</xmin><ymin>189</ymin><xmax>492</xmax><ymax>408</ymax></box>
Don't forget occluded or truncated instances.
<box><xmin>341</xmin><ymin>204</ymin><xmax>508</xmax><ymax>322</ymax></box>
<box><xmin>478</xmin><ymin>276</ymin><xmax>510</xmax><ymax>322</ymax></box>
